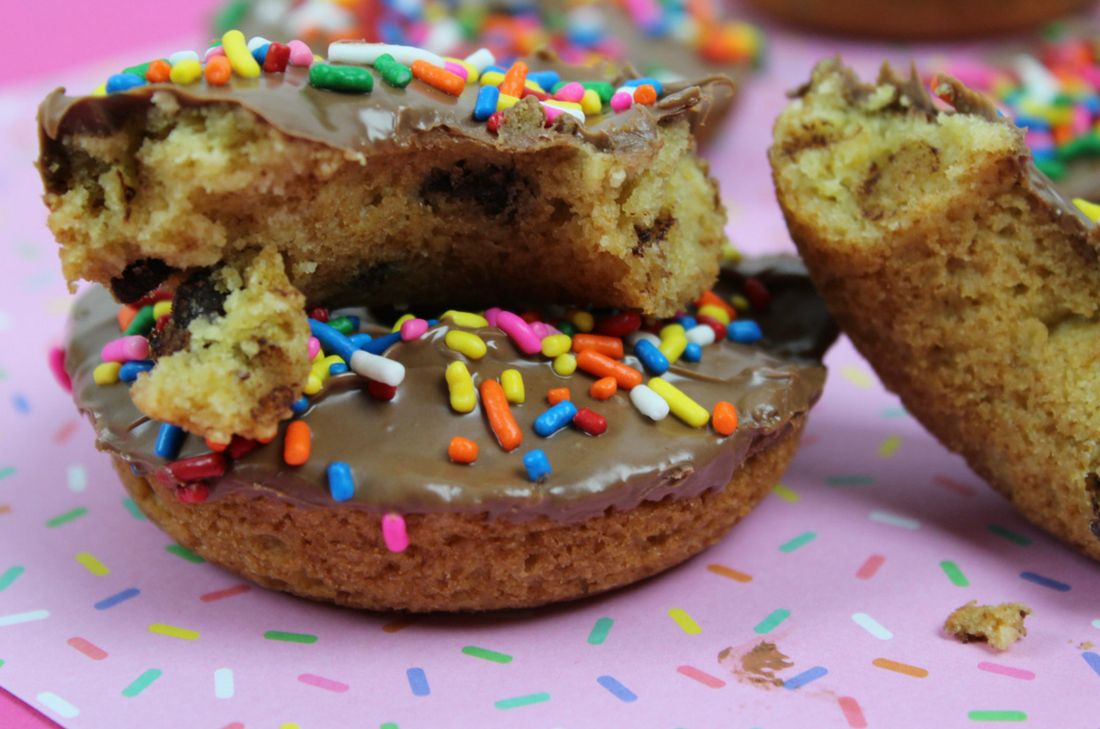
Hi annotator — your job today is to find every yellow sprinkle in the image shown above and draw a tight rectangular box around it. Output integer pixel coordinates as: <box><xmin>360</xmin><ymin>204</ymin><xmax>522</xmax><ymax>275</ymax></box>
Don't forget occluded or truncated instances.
<box><xmin>92</xmin><ymin>82</ymin><xmax>107</xmax><ymax>96</ymax></box>
<box><xmin>541</xmin><ymin>334</ymin><xmax>572</xmax><ymax>358</ymax></box>
<box><xmin>445</xmin><ymin>330</ymin><xmax>487</xmax><ymax>359</ymax></box>
<box><xmin>310</xmin><ymin>361</ymin><xmax>330</xmax><ymax>382</ymax></box>
<box><xmin>481</xmin><ymin>70</ymin><xmax>505</xmax><ymax>86</ymax></box>
<box><xmin>668</xmin><ymin>608</ymin><xmax>702</xmax><ymax>635</ymax></box>
<box><xmin>721</xmin><ymin>244</ymin><xmax>743</xmax><ymax>264</ymax></box>
<box><xmin>580</xmin><ymin>88</ymin><xmax>601</xmax><ymax>115</ymax></box>
<box><xmin>545</xmin><ymin>99</ymin><xmax>582</xmax><ymax>110</ymax></box>
<box><xmin>304</xmin><ymin>374</ymin><xmax>323</xmax><ymax>395</ymax></box>
<box><xmin>567</xmin><ymin>309</ymin><xmax>594</xmax><ymax>333</ymax></box>
<box><xmin>524</xmin><ymin>79</ymin><xmax>545</xmax><ymax>93</ymax></box>
<box><xmin>552</xmin><ymin>353</ymin><xmax>577</xmax><ymax>376</ymax></box>
<box><xmin>152</xmin><ymin>300</ymin><xmax>172</xmax><ymax>320</ymax></box>
<box><xmin>659</xmin><ymin>324</ymin><xmax>685</xmax><ymax>341</ymax></box>
<box><xmin>500</xmin><ymin>369</ymin><xmax>525</xmax><ymax>404</ymax></box>
<box><xmin>658</xmin><ymin>334</ymin><xmax>688</xmax><ymax>365</ymax></box>
<box><xmin>148</xmin><ymin>623</ymin><xmax>200</xmax><ymax>640</ymax></box>
<box><xmin>169</xmin><ymin>58</ymin><xmax>202</xmax><ymax>84</ymax></box>
<box><xmin>445</xmin><ymin>361</ymin><xmax>477</xmax><ymax>413</ymax></box>
<box><xmin>878</xmin><ymin>435</ymin><xmax>902</xmax><ymax>458</ymax></box>
<box><xmin>697</xmin><ymin>305</ymin><xmax>730</xmax><ymax>326</ymax></box>
<box><xmin>1074</xmin><ymin>198</ymin><xmax>1100</xmax><ymax>222</ymax></box>
<box><xmin>75</xmin><ymin>552</ymin><xmax>109</xmax><ymax>576</ymax></box>
<box><xmin>93</xmin><ymin>362</ymin><xmax>122</xmax><ymax>385</ymax></box>
<box><xmin>221</xmin><ymin>29</ymin><xmax>260</xmax><ymax>78</ymax></box>
<box><xmin>730</xmin><ymin>294</ymin><xmax>750</xmax><ymax>312</ymax></box>
<box><xmin>391</xmin><ymin>313</ymin><xmax>415</xmax><ymax>333</ymax></box>
<box><xmin>445</xmin><ymin>57</ymin><xmax>479</xmax><ymax>83</ymax></box>
<box><xmin>772</xmin><ymin>484</ymin><xmax>801</xmax><ymax>503</ymax></box>
<box><xmin>280</xmin><ymin>724</ymin><xmax>301</xmax><ymax>729</ymax></box>
<box><xmin>842</xmin><ymin>365</ymin><xmax>874</xmax><ymax>390</ymax></box>
<box><xmin>648</xmin><ymin>377</ymin><xmax>710</xmax><ymax>428</ymax></box>
<box><xmin>442</xmin><ymin>311</ymin><xmax>488</xmax><ymax>328</ymax></box>
<box><xmin>496</xmin><ymin>93</ymin><xmax>519</xmax><ymax>110</ymax></box>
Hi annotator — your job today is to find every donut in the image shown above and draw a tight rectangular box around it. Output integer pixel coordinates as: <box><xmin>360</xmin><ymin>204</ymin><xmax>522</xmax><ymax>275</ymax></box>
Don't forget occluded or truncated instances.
<box><xmin>63</xmin><ymin>258</ymin><xmax>836</xmax><ymax>612</ymax></box>
<box><xmin>770</xmin><ymin>58</ymin><xmax>1100</xmax><ymax>563</ymax></box>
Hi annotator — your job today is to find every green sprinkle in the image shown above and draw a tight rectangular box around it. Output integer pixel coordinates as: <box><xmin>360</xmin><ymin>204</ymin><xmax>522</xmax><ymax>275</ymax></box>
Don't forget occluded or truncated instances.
<box><xmin>122</xmin><ymin>61</ymin><xmax>153</xmax><ymax>78</ymax></box>
<box><xmin>0</xmin><ymin>566</ymin><xmax>24</xmax><ymax>592</ymax></box>
<box><xmin>940</xmin><ymin>561</ymin><xmax>969</xmax><ymax>587</ymax></box>
<box><xmin>988</xmin><ymin>524</ymin><xmax>1031</xmax><ymax>546</ymax></box>
<box><xmin>551</xmin><ymin>81</ymin><xmax>568</xmax><ymax>94</ymax></box>
<box><xmin>122</xmin><ymin>668</ymin><xmax>162</xmax><ymax>698</ymax></box>
<box><xmin>581</xmin><ymin>81</ymin><xmax>614</xmax><ymax>104</ymax></box>
<box><xmin>122</xmin><ymin>497</ymin><xmax>146</xmax><ymax>520</ymax></box>
<box><xmin>881</xmin><ymin>407</ymin><xmax>908</xmax><ymax>418</ymax></box>
<box><xmin>310</xmin><ymin>63</ymin><xmax>374</xmax><ymax>93</ymax></box>
<box><xmin>374</xmin><ymin>54</ymin><xmax>413</xmax><ymax>88</ymax></box>
<box><xmin>264</xmin><ymin>630</ymin><xmax>318</xmax><ymax>644</ymax></box>
<box><xmin>778</xmin><ymin>532</ymin><xmax>816</xmax><ymax>553</ymax></box>
<box><xmin>969</xmin><ymin>711</ymin><xmax>1027</xmax><ymax>722</ymax></box>
<box><xmin>1035</xmin><ymin>158</ymin><xmax>1066</xmax><ymax>179</ymax></box>
<box><xmin>380</xmin><ymin>724</ymin><xmax>399</xmax><ymax>729</ymax></box>
<box><xmin>587</xmin><ymin>617</ymin><xmax>613</xmax><ymax>645</ymax></box>
<box><xmin>1058</xmin><ymin>132</ymin><xmax>1100</xmax><ymax>161</ymax></box>
<box><xmin>753</xmin><ymin>608</ymin><xmax>791</xmax><ymax>635</ymax></box>
<box><xmin>124</xmin><ymin>306</ymin><xmax>155</xmax><ymax>336</ymax></box>
<box><xmin>166</xmin><ymin>544</ymin><xmax>205</xmax><ymax>564</ymax></box>
<box><xmin>557</xmin><ymin>321</ymin><xmax>577</xmax><ymax>337</ymax></box>
<box><xmin>462</xmin><ymin>646</ymin><xmax>513</xmax><ymax>663</ymax></box>
<box><xmin>214</xmin><ymin>0</ymin><xmax>250</xmax><ymax>34</ymax></box>
<box><xmin>495</xmin><ymin>692</ymin><xmax>550</xmax><ymax>710</ymax></box>
<box><xmin>826</xmin><ymin>475</ymin><xmax>875</xmax><ymax>486</ymax></box>
<box><xmin>0</xmin><ymin>466</ymin><xmax>14</xmax><ymax>481</ymax></box>
<box><xmin>46</xmin><ymin>507</ymin><xmax>87</xmax><ymax>528</ymax></box>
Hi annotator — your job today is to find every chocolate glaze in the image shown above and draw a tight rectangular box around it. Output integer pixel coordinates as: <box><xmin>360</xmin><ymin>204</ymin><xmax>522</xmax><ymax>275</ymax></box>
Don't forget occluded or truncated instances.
<box><xmin>65</xmin><ymin>258</ymin><xmax>834</xmax><ymax>522</ymax></box>
<box><xmin>38</xmin><ymin>50</ymin><xmax>733</xmax><ymax>195</ymax></box>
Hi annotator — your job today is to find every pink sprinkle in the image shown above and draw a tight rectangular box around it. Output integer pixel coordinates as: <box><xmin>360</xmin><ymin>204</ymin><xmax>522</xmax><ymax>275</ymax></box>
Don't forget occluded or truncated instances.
<box><xmin>554</xmin><ymin>81</ymin><xmax>585</xmax><ymax>103</ymax></box>
<box><xmin>444</xmin><ymin>61</ymin><xmax>468</xmax><ymax>81</ymax></box>
<box><xmin>1081</xmin><ymin>65</ymin><xmax>1100</xmax><ymax>91</ymax></box>
<box><xmin>623</xmin><ymin>0</ymin><xmax>662</xmax><ymax>26</ymax></box>
<box><xmin>67</xmin><ymin>637</ymin><xmax>107</xmax><ymax>661</ymax></box>
<box><xmin>530</xmin><ymin>321</ymin><xmax>549</xmax><ymax>339</ymax></box>
<box><xmin>101</xmin><ymin>335</ymin><xmax>149</xmax><ymax>363</ymax></box>
<box><xmin>544</xmin><ymin>323</ymin><xmax>563</xmax><ymax>337</ymax></box>
<box><xmin>611</xmin><ymin>91</ymin><xmax>633</xmax><ymax>113</ymax></box>
<box><xmin>838</xmin><ymin>696</ymin><xmax>868</xmax><ymax>728</ymax></box>
<box><xmin>287</xmin><ymin>39</ymin><xmax>313</xmax><ymax>67</ymax></box>
<box><xmin>856</xmin><ymin>554</ymin><xmax>885</xmax><ymax>580</ymax></box>
<box><xmin>308</xmin><ymin>336</ymin><xmax>321</xmax><ymax>360</ymax></box>
<box><xmin>48</xmin><ymin>346</ymin><xmax>72</xmax><ymax>393</ymax></box>
<box><xmin>382</xmin><ymin>513</ymin><xmax>409</xmax><ymax>552</ymax></box>
<box><xmin>496</xmin><ymin>311</ymin><xmax>543</xmax><ymax>354</ymax></box>
<box><xmin>1025</xmin><ymin>130</ymin><xmax>1054</xmax><ymax>151</ymax></box>
<box><xmin>543</xmin><ymin>104</ymin><xmax>564</xmax><ymax>123</ymax></box>
<box><xmin>483</xmin><ymin>307</ymin><xmax>501</xmax><ymax>327</ymax></box>
<box><xmin>676</xmin><ymin>665</ymin><xmax>725</xmax><ymax>688</ymax></box>
<box><xmin>400</xmin><ymin>318</ymin><xmax>429</xmax><ymax>341</ymax></box>
<box><xmin>977</xmin><ymin>662</ymin><xmax>1035</xmax><ymax>680</ymax></box>
<box><xmin>204</xmin><ymin>45</ymin><xmax>226</xmax><ymax>61</ymax></box>
<box><xmin>1072</xmin><ymin>105</ymin><xmax>1091</xmax><ymax>136</ymax></box>
<box><xmin>298</xmin><ymin>673</ymin><xmax>350</xmax><ymax>693</ymax></box>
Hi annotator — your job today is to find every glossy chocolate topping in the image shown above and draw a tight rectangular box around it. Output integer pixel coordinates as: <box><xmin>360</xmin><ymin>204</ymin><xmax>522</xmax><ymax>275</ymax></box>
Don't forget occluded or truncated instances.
<box><xmin>65</xmin><ymin>258</ymin><xmax>835</xmax><ymax>522</ymax></box>
<box><xmin>38</xmin><ymin>50</ymin><xmax>733</xmax><ymax>194</ymax></box>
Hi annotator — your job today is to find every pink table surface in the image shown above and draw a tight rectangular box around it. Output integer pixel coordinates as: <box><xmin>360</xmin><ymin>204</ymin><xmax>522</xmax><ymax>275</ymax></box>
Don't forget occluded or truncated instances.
<box><xmin>4</xmin><ymin>8</ymin><xmax>1100</xmax><ymax>729</ymax></box>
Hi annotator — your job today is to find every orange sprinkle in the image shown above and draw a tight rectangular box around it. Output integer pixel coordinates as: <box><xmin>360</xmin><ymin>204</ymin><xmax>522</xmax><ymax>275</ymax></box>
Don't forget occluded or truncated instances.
<box><xmin>571</xmin><ymin>334</ymin><xmax>624</xmax><ymax>359</ymax></box>
<box><xmin>256</xmin><ymin>432</ymin><xmax>277</xmax><ymax>444</ymax></box>
<box><xmin>590</xmin><ymin>377</ymin><xmax>618</xmax><ymax>401</ymax></box>
<box><xmin>706</xmin><ymin>564</ymin><xmax>752</xmax><ymax>582</ymax></box>
<box><xmin>204</xmin><ymin>55</ymin><xmax>231</xmax><ymax>86</ymax></box>
<box><xmin>498</xmin><ymin>61</ymin><xmax>529</xmax><ymax>97</ymax></box>
<box><xmin>547</xmin><ymin>388</ymin><xmax>571</xmax><ymax>405</ymax></box>
<box><xmin>695</xmin><ymin>290</ymin><xmax>736</xmax><ymax>320</ymax></box>
<box><xmin>283</xmin><ymin>421</ymin><xmax>311</xmax><ymax>465</ymax></box>
<box><xmin>576</xmin><ymin>350</ymin><xmax>642</xmax><ymax>390</ymax></box>
<box><xmin>633</xmin><ymin>84</ymin><xmax>657</xmax><ymax>105</ymax></box>
<box><xmin>205</xmin><ymin>438</ymin><xmax>229</xmax><ymax>453</ymax></box>
<box><xmin>448</xmin><ymin>436</ymin><xmax>478</xmax><ymax>464</ymax></box>
<box><xmin>118</xmin><ymin>305</ymin><xmax>140</xmax><ymax>332</ymax></box>
<box><xmin>411</xmin><ymin>60</ymin><xmax>464</xmax><ymax>96</ymax></box>
<box><xmin>712</xmin><ymin>401</ymin><xmax>738</xmax><ymax>436</ymax></box>
<box><xmin>872</xmin><ymin>658</ymin><xmax>929</xmax><ymax>678</ymax></box>
<box><xmin>479</xmin><ymin>380</ymin><xmax>522</xmax><ymax>451</ymax></box>
<box><xmin>1053</xmin><ymin>124</ymin><xmax>1074</xmax><ymax>147</ymax></box>
<box><xmin>145</xmin><ymin>59</ymin><xmax>172</xmax><ymax>83</ymax></box>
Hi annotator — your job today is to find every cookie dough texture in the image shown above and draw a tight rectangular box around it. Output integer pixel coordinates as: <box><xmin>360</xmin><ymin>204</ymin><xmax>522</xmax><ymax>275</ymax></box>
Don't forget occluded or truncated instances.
<box><xmin>115</xmin><ymin>417</ymin><xmax>804</xmax><ymax>612</ymax></box>
<box><xmin>771</xmin><ymin>59</ymin><xmax>1100</xmax><ymax>563</ymax></box>
<box><xmin>944</xmin><ymin>600</ymin><xmax>1032</xmax><ymax>650</ymax></box>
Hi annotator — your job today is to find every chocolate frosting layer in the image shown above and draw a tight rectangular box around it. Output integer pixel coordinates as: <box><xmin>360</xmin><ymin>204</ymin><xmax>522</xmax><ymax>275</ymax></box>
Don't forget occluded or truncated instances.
<box><xmin>65</xmin><ymin>258</ymin><xmax>835</xmax><ymax>522</ymax></box>
<box><xmin>38</xmin><ymin>51</ymin><xmax>733</xmax><ymax>193</ymax></box>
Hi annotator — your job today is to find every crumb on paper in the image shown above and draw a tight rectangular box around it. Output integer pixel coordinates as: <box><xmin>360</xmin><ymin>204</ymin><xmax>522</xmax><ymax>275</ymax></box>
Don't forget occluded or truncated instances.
<box><xmin>718</xmin><ymin>641</ymin><xmax>793</xmax><ymax>687</ymax></box>
<box><xmin>944</xmin><ymin>600</ymin><xmax>1032</xmax><ymax>650</ymax></box>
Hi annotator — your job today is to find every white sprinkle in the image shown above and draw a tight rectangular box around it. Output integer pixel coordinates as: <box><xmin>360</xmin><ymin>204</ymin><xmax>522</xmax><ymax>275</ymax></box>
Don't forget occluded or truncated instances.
<box><xmin>626</xmin><ymin>331</ymin><xmax>661</xmax><ymax>349</ymax></box>
<box><xmin>463</xmin><ymin>48</ymin><xmax>496</xmax><ymax>74</ymax></box>
<box><xmin>0</xmin><ymin>609</ymin><xmax>50</xmax><ymax>627</ymax></box>
<box><xmin>423</xmin><ymin>18</ymin><xmax>464</xmax><ymax>55</ymax></box>
<box><xmin>215</xmin><ymin>668</ymin><xmax>234</xmax><ymax>699</ymax></box>
<box><xmin>246</xmin><ymin>36</ymin><xmax>271</xmax><ymax>52</ymax></box>
<box><xmin>685</xmin><ymin>325</ymin><xmax>716</xmax><ymax>346</ymax></box>
<box><xmin>870</xmin><ymin>510</ymin><xmax>921</xmax><ymax>530</ymax></box>
<box><xmin>1015</xmin><ymin>55</ymin><xmax>1060</xmax><ymax>106</ymax></box>
<box><xmin>168</xmin><ymin>50</ymin><xmax>199</xmax><ymax>66</ymax></box>
<box><xmin>329</xmin><ymin>41</ymin><xmax>445</xmax><ymax>70</ymax></box>
<box><xmin>67</xmin><ymin>464</ymin><xmax>86</xmax><ymax>493</ymax></box>
<box><xmin>630</xmin><ymin>384</ymin><xmax>669</xmax><ymax>421</ymax></box>
<box><xmin>852</xmin><ymin>612</ymin><xmax>893</xmax><ymax>640</ymax></box>
<box><xmin>37</xmin><ymin>693</ymin><xmax>78</xmax><ymax>719</ymax></box>
<box><xmin>542</xmin><ymin>102</ymin><xmax>585</xmax><ymax>123</ymax></box>
<box><xmin>350</xmin><ymin>351</ymin><xmax>406</xmax><ymax>387</ymax></box>
<box><xmin>1091</xmin><ymin>619</ymin><xmax>1100</xmax><ymax>630</ymax></box>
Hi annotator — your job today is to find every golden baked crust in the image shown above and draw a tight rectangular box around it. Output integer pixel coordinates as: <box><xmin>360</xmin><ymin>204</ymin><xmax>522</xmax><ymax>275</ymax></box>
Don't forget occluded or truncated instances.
<box><xmin>771</xmin><ymin>59</ymin><xmax>1100</xmax><ymax>563</ymax></box>
<box><xmin>944</xmin><ymin>600</ymin><xmax>1032</xmax><ymax>650</ymax></box>
<box><xmin>115</xmin><ymin>416</ymin><xmax>804</xmax><ymax>612</ymax></box>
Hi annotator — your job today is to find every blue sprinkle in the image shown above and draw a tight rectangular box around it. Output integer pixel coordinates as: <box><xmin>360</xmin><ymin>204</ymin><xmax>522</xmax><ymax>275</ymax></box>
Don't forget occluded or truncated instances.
<box><xmin>427</xmin><ymin>319</ymin><xmax>440</xmax><ymax>327</ymax></box>
<box><xmin>106</xmin><ymin>73</ymin><xmax>146</xmax><ymax>94</ymax></box>
<box><xmin>155</xmin><ymin>423</ymin><xmax>185</xmax><ymax>459</ymax></box>
<box><xmin>1083</xmin><ymin>651</ymin><xmax>1100</xmax><ymax>678</ymax></box>
<box><xmin>1015</xmin><ymin>115</ymin><xmax>1049</xmax><ymax>131</ymax></box>
<box><xmin>378</xmin><ymin>20</ymin><xmax>406</xmax><ymax>45</ymax></box>
<box><xmin>1020</xmin><ymin>571</ymin><xmax>1071</xmax><ymax>592</ymax></box>
<box><xmin>327</xmin><ymin>462</ymin><xmax>355</xmax><ymax>502</ymax></box>
<box><xmin>130</xmin><ymin>465</ymin><xmax>141</xmax><ymax>476</ymax></box>
<box><xmin>1084</xmin><ymin>96</ymin><xmax>1100</xmax><ymax>114</ymax></box>
<box><xmin>484</xmin><ymin>64</ymin><xmax>508</xmax><ymax>76</ymax></box>
<box><xmin>534</xmin><ymin>401</ymin><xmax>578</xmax><ymax>437</ymax></box>
<box><xmin>309</xmin><ymin>319</ymin><xmax>357</xmax><ymax>361</ymax></box>
<box><xmin>596</xmin><ymin>675</ymin><xmax>637</xmax><ymax>702</ymax></box>
<box><xmin>682</xmin><ymin>342</ymin><xmax>702</xmax><ymax>363</ymax></box>
<box><xmin>251</xmin><ymin>43</ymin><xmax>270</xmax><ymax>65</ymax></box>
<box><xmin>528</xmin><ymin>70</ymin><xmax>560</xmax><ymax>91</ymax></box>
<box><xmin>119</xmin><ymin>359</ymin><xmax>155</xmax><ymax>383</ymax></box>
<box><xmin>677</xmin><ymin>316</ymin><xmax>697</xmax><ymax>330</ymax></box>
<box><xmin>623</xmin><ymin>77</ymin><xmax>663</xmax><ymax>96</ymax></box>
<box><xmin>362</xmin><ymin>331</ymin><xmax>401</xmax><ymax>355</ymax></box>
<box><xmin>291</xmin><ymin>397</ymin><xmax>309</xmax><ymax>414</ymax></box>
<box><xmin>634</xmin><ymin>339</ymin><xmax>669</xmax><ymax>375</ymax></box>
<box><xmin>523</xmin><ymin>450</ymin><xmax>551</xmax><ymax>482</ymax></box>
<box><xmin>94</xmin><ymin>587</ymin><xmax>141</xmax><ymax>611</ymax></box>
<box><xmin>475</xmin><ymin>84</ymin><xmax>500</xmax><ymax>121</ymax></box>
<box><xmin>783</xmin><ymin>666</ymin><xmax>828</xmax><ymax>690</ymax></box>
<box><xmin>349</xmin><ymin>333</ymin><xmax>373</xmax><ymax>350</ymax></box>
<box><xmin>1032</xmin><ymin>148</ymin><xmax>1057</xmax><ymax>161</ymax></box>
<box><xmin>727</xmin><ymin>320</ymin><xmax>763</xmax><ymax>344</ymax></box>
<box><xmin>328</xmin><ymin>362</ymin><xmax>349</xmax><ymax>375</ymax></box>
<box><xmin>567</xmin><ymin>27</ymin><xmax>604</xmax><ymax>47</ymax></box>
<box><xmin>11</xmin><ymin>394</ymin><xmax>29</xmax><ymax>414</ymax></box>
<box><xmin>344</xmin><ymin>315</ymin><xmax>360</xmax><ymax>331</ymax></box>
<box><xmin>407</xmin><ymin>667</ymin><xmax>430</xmax><ymax>696</ymax></box>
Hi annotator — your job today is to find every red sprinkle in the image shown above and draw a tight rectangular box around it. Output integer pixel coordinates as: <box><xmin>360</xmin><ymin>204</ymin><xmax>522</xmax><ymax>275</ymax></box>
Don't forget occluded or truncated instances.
<box><xmin>368</xmin><ymin>379</ymin><xmax>397</xmax><ymax>401</ymax></box>
<box><xmin>263</xmin><ymin>42</ymin><xmax>291</xmax><ymax>72</ymax></box>
<box><xmin>166</xmin><ymin>453</ymin><xmax>228</xmax><ymax>481</ymax></box>
<box><xmin>743</xmin><ymin>278</ymin><xmax>771</xmax><ymax>310</ymax></box>
<box><xmin>155</xmin><ymin>314</ymin><xmax>171</xmax><ymax>332</ymax></box>
<box><xmin>573</xmin><ymin>408</ymin><xmax>607</xmax><ymax>436</ymax></box>
<box><xmin>134</xmin><ymin>290</ymin><xmax>174</xmax><ymax>307</ymax></box>
<box><xmin>694</xmin><ymin>314</ymin><xmax>727</xmax><ymax>342</ymax></box>
<box><xmin>176</xmin><ymin>482</ymin><xmax>210</xmax><ymax>504</ymax></box>
<box><xmin>487</xmin><ymin>111</ymin><xmax>505</xmax><ymax>133</ymax></box>
<box><xmin>520</xmin><ymin>86</ymin><xmax>552</xmax><ymax>101</ymax></box>
<box><xmin>519</xmin><ymin>311</ymin><xmax>544</xmax><ymax>323</ymax></box>
<box><xmin>227</xmin><ymin>436</ymin><xmax>259</xmax><ymax>460</ymax></box>
<box><xmin>307</xmin><ymin>307</ymin><xmax>329</xmax><ymax>323</ymax></box>
<box><xmin>595</xmin><ymin>311</ymin><xmax>642</xmax><ymax>337</ymax></box>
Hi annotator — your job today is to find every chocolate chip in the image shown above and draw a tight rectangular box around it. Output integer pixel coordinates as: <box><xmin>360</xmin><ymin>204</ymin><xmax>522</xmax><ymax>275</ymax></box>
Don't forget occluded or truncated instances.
<box><xmin>110</xmin><ymin>259</ymin><xmax>175</xmax><ymax>304</ymax></box>
<box><xmin>632</xmin><ymin>217</ymin><xmax>675</xmax><ymax>258</ymax></box>
<box><xmin>421</xmin><ymin>162</ymin><xmax>523</xmax><ymax>218</ymax></box>
<box><xmin>149</xmin><ymin>268</ymin><xmax>227</xmax><ymax>360</ymax></box>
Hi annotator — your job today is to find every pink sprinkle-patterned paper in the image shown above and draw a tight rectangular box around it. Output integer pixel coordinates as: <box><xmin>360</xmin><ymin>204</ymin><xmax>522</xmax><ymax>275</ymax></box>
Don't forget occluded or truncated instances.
<box><xmin>4</xmin><ymin>11</ymin><xmax>1100</xmax><ymax>728</ymax></box>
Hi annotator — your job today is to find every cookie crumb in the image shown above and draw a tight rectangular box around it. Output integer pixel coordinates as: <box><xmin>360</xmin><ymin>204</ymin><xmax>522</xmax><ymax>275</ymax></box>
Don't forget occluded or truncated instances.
<box><xmin>944</xmin><ymin>600</ymin><xmax>1032</xmax><ymax>650</ymax></box>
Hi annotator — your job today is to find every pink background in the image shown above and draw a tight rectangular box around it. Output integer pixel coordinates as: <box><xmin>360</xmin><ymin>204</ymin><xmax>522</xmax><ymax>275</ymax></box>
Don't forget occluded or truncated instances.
<box><xmin>4</xmin><ymin>2</ymin><xmax>1100</xmax><ymax>727</ymax></box>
